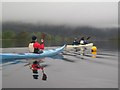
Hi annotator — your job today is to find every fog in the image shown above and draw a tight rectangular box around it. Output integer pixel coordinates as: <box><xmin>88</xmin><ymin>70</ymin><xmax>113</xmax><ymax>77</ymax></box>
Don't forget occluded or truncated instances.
<box><xmin>2</xmin><ymin>2</ymin><xmax>118</xmax><ymax>28</ymax></box>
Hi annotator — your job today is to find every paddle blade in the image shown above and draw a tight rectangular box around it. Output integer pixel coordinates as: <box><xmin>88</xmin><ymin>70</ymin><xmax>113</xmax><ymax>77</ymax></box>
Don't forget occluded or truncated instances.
<box><xmin>41</xmin><ymin>32</ymin><xmax>47</xmax><ymax>39</ymax></box>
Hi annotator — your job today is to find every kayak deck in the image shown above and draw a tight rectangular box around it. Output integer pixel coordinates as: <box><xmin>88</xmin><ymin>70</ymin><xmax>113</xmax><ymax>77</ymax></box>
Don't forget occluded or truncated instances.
<box><xmin>1</xmin><ymin>45</ymin><xmax>66</xmax><ymax>60</ymax></box>
<box><xmin>66</xmin><ymin>43</ymin><xmax>93</xmax><ymax>50</ymax></box>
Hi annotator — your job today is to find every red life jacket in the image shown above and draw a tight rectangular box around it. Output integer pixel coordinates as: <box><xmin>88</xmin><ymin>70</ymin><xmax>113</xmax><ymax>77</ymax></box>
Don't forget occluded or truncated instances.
<box><xmin>33</xmin><ymin>42</ymin><xmax>44</xmax><ymax>50</ymax></box>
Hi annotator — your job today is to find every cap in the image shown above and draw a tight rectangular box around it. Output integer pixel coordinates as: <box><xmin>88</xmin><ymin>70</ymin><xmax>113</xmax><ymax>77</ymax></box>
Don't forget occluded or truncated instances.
<box><xmin>32</xmin><ymin>36</ymin><xmax>37</xmax><ymax>40</ymax></box>
<box><xmin>81</xmin><ymin>37</ymin><xmax>84</xmax><ymax>40</ymax></box>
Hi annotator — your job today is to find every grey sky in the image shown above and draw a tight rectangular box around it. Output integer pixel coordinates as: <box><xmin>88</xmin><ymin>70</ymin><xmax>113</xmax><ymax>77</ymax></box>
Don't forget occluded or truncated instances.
<box><xmin>2</xmin><ymin>2</ymin><xmax>118</xmax><ymax>28</ymax></box>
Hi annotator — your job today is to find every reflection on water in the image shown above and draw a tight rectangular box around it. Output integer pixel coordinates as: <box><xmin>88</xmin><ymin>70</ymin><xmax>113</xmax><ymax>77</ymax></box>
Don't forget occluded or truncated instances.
<box><xmin>50</xmin><ymin>54</ymin><xmax>64</xmax><ymax>59</ymax></box>
<box><xmin>2</xmin><ymin>60</ymin><xmax>23</xmax><ymax>67</ymax></box>
<box><xmin>2</xmin><ymin>54</ymin><xmax>64</xmax><ymax>68</ymax></box>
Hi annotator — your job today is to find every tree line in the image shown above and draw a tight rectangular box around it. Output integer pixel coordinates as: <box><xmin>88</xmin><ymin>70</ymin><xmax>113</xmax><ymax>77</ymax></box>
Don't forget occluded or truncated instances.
<box><xmin>1</xmin><ymin>22</ymin><xmax>119</xmax><ymax>47</ymax></box>
<box><xmin>2</xmin><ymin>31</ymin><xmax>73</xmax><ymax>47</ymax></box>
<box><xmin>2</xmin><ymin>22</ymin><xmax>118</xmax><ymax>41</ymax></box>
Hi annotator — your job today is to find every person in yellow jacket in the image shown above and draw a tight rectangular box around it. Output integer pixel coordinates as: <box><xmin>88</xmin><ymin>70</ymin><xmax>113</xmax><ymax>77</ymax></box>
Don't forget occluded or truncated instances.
<box><xmin>91</xmin><ymin>45</ymin><xmax>97</xmax><ymax>58</ymax></box>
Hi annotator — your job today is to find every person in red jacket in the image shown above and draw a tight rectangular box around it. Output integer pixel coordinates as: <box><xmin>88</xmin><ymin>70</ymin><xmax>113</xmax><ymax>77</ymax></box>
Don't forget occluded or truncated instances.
<box><xmin>29</xmin><ymin>35</ymin><xmax>45</xmax><ymax>54</ymax></box>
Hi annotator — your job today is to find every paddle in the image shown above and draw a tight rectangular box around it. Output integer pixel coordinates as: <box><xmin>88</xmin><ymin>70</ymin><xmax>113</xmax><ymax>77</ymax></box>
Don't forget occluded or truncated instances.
<box><xmin>86</xmin><ymin>36</ymin><xmax>91</xmax><ymax>40</ymax></box>
<box><xmin>41</xmin><ymin>32</ymin><xmax>47</xmax><ymax>40</ymax></box>
<box><xmin>32</xmin><ymin>32</ymin><xmax>47</xmax><ymax>40</ymax></box>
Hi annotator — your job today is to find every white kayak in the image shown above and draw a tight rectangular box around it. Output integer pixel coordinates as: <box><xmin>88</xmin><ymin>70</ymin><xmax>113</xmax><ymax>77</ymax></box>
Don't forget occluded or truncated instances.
<box><xmin>0</xmin><ymin>45</ymin><xmax>66</xmax><ymax>60</ymax></box>
<box><xmin>65</xmin><ymin>43</ymin><xmax>93</xmax><ymax>50</ymax></box>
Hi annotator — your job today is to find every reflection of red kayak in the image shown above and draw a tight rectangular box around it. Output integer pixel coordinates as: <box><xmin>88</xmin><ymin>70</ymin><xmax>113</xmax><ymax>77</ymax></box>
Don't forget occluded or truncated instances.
<box><xmin>1</xmin><ymin>45</ymin><xmax>66</xmax><ymax>60</ymax></box>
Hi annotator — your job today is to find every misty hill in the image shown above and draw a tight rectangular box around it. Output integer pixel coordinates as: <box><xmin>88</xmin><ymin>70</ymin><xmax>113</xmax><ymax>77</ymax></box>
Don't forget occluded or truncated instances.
<box><xmin>2</xmin><ymin>22</ymin><xmax>118</xmax><ymax>40</ymax></box>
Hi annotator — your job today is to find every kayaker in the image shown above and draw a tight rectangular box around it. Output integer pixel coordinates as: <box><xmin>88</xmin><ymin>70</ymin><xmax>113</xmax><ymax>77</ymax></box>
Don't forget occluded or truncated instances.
<box><xmin>91</xmin><ymin>45</ymin><xmax>97</xmax><ymax>58</ymax></box>
<box><xmin>84</xmin><ymin>36</ymin><xmax>91</xmax><ymax>44</ymax></box>
<box><xmin>72</xmin><ymin>38</ymin><xmax>79</xmax><ymax>45</ymax></box>
<box><xmin>79</xmin><ymin>37</ymin><xmax>85</xmax><ymax>45</ymax></box>
<box><xmin>28</xmin><ymin>35</ymin><xmax>45</xmax><ymax>54</ymax></box>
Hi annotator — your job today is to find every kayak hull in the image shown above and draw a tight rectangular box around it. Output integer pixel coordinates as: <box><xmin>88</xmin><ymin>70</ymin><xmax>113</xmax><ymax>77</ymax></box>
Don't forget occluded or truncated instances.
<box><xmin>66</xmin><ymin>43</ymin><xmax>93</xmax><ymax>50</ymax></box>
<box><xmin>1</xmin><ymin>45</ymin><xmax>66</xmax><ymax>60</ymax></box>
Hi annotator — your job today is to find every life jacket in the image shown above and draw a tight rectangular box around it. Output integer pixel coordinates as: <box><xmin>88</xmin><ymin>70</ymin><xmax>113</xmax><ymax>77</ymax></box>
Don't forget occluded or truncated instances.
<box><xmin>91</xmin><ymin>46</ymin><xmax>97</xmax><ymax>54</ymax></box>
<box><xmin>28</xmin><ymin>42</ymin><xmax>39</xmax><ymax>53</ymax></box>
<box><xmin>33</xmin><ymin>42</ymin><xmax>41</xmax><ymax>48</ymax></box>
<box><xmin>28</xmin><ymin>41</ymin><xmax>44</xmax><ymax>53</ymax></box>
<box><xmin>28</xmin><ymin>43</ymin><xmax>34</xmax><ymax>53</ymax></box>
<box><xmin>80</xmin><ymin>40</ymin><xmax>85</xmax><ymax>45</ymax></box>
<box><xmin>33</xmin><ymin>42</ymin><xmax>43</xmax><ymax>53</ymax></box>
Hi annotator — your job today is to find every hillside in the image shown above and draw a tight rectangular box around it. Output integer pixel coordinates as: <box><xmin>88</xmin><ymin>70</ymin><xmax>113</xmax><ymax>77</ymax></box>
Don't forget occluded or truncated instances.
<box><xmin>2</xmin><ymin>22</ymin><xmax>118</xmax><ymax>40</ymax></box>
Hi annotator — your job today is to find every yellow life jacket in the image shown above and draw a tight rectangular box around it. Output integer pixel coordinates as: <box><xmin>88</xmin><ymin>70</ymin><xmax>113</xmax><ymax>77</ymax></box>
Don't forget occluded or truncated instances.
<box><xmin>91</xmin><ymin>46</ymin><xmax>97</xmax><ymax>54</ymax></box>
<box><xmin>28</xmin><ymin>43</ymin><xmax>34</xmax><ymax>53</ymax></box>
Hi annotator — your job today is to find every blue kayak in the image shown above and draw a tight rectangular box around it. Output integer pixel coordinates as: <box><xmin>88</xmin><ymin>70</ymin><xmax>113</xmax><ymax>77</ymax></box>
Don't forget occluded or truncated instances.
<box><xmin>0</xmin><ymin>45</ymin><xmax>66</xmax><ymax>60</ymax></box>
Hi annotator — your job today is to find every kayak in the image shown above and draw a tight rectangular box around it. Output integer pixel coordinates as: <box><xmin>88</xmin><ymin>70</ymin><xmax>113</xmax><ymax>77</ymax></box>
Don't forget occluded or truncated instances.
<box><xmin>0</xmin><ymin>45</ymin><xmax>66</xmax><ymax>60</ymax></box>
<box><xmin>66</xmin><ymin>43</ymin><xmax>93</xmax><ymax>50</ymax></box>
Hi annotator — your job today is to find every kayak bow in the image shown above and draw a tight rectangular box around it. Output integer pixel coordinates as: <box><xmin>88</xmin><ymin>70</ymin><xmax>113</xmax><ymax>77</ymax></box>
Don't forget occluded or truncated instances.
<box><xmin>0</xmin><ymin>44</ymin><xmax>66</xmax><ymax>60</ymax></box>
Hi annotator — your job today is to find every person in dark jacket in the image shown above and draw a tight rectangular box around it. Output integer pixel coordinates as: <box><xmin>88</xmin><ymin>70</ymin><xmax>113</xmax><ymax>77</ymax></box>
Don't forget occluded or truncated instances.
<box><xmin>72</xmin><ymin>38</ymin><xmax>79</xmax><ymax>45</ymax></box>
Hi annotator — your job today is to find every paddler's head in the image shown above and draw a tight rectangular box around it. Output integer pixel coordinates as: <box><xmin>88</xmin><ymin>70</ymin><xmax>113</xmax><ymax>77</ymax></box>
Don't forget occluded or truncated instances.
<box><xmin>32</xmin><ymin>35</ymin><xmax>37</xmax><ymax>41</ymax></box>
<box><xmin>81</xmin><ymin>37</ymin><xmax>84</xmax><ymax>40</ymax></box>
<box><xmin>74</xmin><ymin>38</ymin><xmax>78</xmax><ymax>41</ymax></box>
